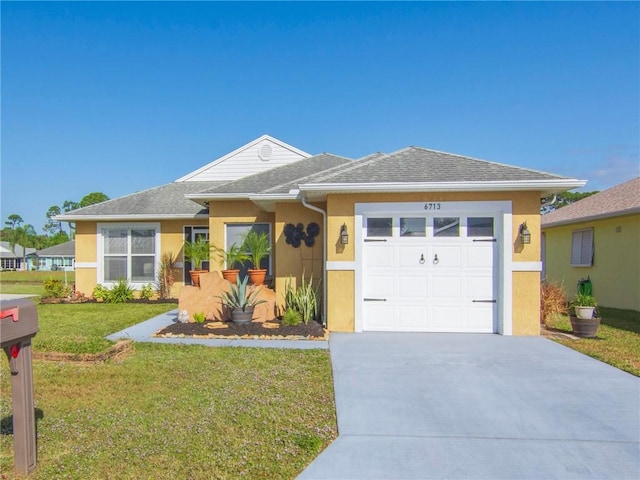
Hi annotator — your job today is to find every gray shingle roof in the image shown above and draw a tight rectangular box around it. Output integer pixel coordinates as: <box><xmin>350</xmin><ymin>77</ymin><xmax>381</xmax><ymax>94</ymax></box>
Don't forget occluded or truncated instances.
<box><xmin>0</xmin><ymin>242</ymin><xmax>36</xmax><ymax>258</ymax></box>
<box><xmin>308</xmin><ymin>147</ymin><xmax>566</xmax><ymax>184</ymax></box>
<box><xmin>35</xmin><ymin>240</ymin><xmax>75</xmax><ymax>257</ymax></box>
<box><xmin>542</xmin><ymin>177</ymin><xmax>640</xmax><ymax>227</ymax></box>
<box><xmin>57</xmin><ymin>182</ymin><xmax>224</xmax><ymax>218</ymax></box>
<box><xmin>193</xmin><ymin>154</ymin><xmax>352</xmax><ymax>196</ymax></box>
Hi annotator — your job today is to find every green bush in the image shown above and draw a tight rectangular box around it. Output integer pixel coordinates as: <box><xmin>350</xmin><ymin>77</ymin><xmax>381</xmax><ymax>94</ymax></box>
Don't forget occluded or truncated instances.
<box><xmin>43</xmin><ymin>278</ymin><xmax>72</xmax><ymax>298</ymax></box>
<box><xmin>104</xmin><ymin>279</ymin><xmax>134</xmax><ymax>304</ymax></box>
<box><xmin>193</xmin><ymin>311</ymin><xmax>206</xmax><ymax>324</ymax></box>
<box><xmin>140</xmin><ymin>283</ymin><xmax>154</xmax><ymax>300</ymax></box>
<box><xmin>284</xmin><ymin>273</ymin><xmax>320</xmax><ymax>324</ymax></box>
<box><xmin>282</xmin><ymin>307</ymin><xmax>303</xmax><ymax>326</ymax></box>
<box><xmin>92</xmin><ymin>284</ymin><xmax>110</xmax><ymax>301</ymax></box>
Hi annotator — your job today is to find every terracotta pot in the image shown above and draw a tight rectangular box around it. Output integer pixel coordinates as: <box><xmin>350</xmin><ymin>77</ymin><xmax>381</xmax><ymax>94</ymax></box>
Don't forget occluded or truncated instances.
<box><xmin>221</xmin><ymin>269</ymin><xmax>240</xmax><ymax>284</ymax></box>
<box><xmin>231</xmin><ymin>307</ymin><xmax>254</xmax><ymax>324</ymax></box>
<box><xmin>247</xmin><ymin>269</ymin><xmax>267</xmax><ymax>286</ymax></box>
<box><xmin>189</xmin><ymin>269</ymin><xmax>208</xmax><ymax>287</ymax></box>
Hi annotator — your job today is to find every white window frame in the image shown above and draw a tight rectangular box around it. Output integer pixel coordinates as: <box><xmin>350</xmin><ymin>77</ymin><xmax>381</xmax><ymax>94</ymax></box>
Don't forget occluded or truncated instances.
<box><xmin>571</xmin><ymin>228</ymin><xmax>594</xmax><ymax>267</ymax></box>
<box><xmin>97</xmin><ymin>222</ymin><xmax>161</xmax><ymax>287</ymax></box>
<box><xmin>224</xmin><ymin>223</ymin><xmax>272</xmax><ymax>274</ymax></box>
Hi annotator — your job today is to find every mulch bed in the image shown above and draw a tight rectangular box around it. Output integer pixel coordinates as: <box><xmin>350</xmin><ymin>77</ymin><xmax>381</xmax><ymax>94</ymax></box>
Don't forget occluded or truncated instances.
<box><xmin>155</xmin><ymin>318</ymin><xmax>327</xmax><ymax>340</ymax></box>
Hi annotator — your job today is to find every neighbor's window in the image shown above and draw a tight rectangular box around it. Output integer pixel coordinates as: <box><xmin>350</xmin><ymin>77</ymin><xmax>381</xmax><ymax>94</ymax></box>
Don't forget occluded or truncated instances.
<box><xmin>434</xmin><ymin>217</ymin><xmax>460</xmax><ymax>237</ymax></box>
<box><xmin>100</xmin><ymin>224</ymin><xmax>158</xmax><ymax>284</ymax></box>
<box><xmin>367</xmin><ymin>217</ymin><xmax>392</xmax><ymax>237</ymax></box>
<box><xmin>571</xmin><ymin>228</ymin><xmax>594</xmax><ymax>267</ymax></box>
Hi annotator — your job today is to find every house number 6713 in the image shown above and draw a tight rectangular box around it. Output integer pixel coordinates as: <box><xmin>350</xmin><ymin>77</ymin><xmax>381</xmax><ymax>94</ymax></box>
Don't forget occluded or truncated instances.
<box><xmin>424</xmin><ymin>202</ymin><xmax>441</xmax><ymax>210</ymax></box>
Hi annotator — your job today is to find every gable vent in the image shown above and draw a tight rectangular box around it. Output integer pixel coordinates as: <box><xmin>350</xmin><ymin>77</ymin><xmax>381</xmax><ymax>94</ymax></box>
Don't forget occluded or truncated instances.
<box><xmin>259</xmin><ymin>144</ymin><xmax>273</xmax><ymax>161</ymax></box>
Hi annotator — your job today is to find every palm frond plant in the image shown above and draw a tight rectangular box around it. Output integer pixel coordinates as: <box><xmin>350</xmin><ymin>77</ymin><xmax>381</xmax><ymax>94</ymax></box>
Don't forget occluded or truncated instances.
<box><xmin>212</xmin><ymin>243</ymin><xmax>249</xmax><ymax>283</ymax></box>
<box><xmin>184</xmin><ymin>237</ymin><xmax>210</xmax><ymax>287</ymax></box>
<box><xmin>242</xmin><ymin>231</ymin><xmax>271</xmax><ymax>285</ymax></box>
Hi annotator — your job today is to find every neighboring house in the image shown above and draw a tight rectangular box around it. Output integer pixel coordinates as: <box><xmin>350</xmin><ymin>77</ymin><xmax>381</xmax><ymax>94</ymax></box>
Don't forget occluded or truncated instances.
<box><xmin>542</xmin><ymin>177</ymin><xmax>640</xmax><ymax>312</ymax></box>
<box><xmin>0</xmin><ymin>241</ymin><xmax>36</xmax><ymax>270</ymax></box>
<box><xmin>27</xmin><ymin>240</ymin><xmax>76</xmax><ymax>271</ymax></box>
<box><xmin>57</xmin><ymin>134</ymin><xmax>585</xmax><ymax>335</ymax></box>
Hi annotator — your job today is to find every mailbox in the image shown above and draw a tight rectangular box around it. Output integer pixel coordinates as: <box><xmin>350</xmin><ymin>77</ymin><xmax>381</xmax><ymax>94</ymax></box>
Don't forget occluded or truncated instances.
<box><xmin>1</xmin><ymin>298</ymin><xmax>39</xmax><ymax>475</ymax></box>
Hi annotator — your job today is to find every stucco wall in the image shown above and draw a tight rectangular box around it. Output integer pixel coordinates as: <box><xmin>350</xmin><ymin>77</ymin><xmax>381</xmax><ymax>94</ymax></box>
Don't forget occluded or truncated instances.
<box><xmin>325</xmin><ymin>191</ymin><xmax>543</xmax><ymax>334</ymax></box>
<box><xmin>274</xmin><ymin>202</ymin><xmax>324</xmax><ymax>312</ymax></box>
<box><xmin>543</xmin><ymin>214</ymin><xmax>640</xmax><ymax>312</ymax></box>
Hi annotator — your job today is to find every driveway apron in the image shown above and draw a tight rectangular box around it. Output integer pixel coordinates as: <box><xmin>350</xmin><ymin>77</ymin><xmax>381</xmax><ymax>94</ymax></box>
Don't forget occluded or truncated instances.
<box><xmin>299</xmin><ymin>333</ymin><xmax>640</xmax><ymax>479</ymax></box>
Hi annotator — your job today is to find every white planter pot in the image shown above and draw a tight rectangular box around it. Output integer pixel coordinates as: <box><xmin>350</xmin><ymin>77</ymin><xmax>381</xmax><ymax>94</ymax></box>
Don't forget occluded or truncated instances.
<box><xmin>575</xmin><ymin>306</ymin><xmax>595</xmax><ymax>320</ymax></box>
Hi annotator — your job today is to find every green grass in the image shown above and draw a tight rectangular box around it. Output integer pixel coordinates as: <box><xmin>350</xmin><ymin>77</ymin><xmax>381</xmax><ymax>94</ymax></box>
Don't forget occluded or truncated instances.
<box><xmin>0</xmin><ymin>270</ymin><xmax>75</xmax><ymax>298</ymax></box>
<box><xmin>0</xmin><ymin>344</ymin><xmax>337</xmax><ymax>479</ymax></box>
<box><xmin>547</xmin><ymin>307</ymin><xmax>640</xmax><ymax>377</ymax></box>
<box><xmin>0</xmin><ymin>301</ymin><xmax>337</xmax><ymax>478</ymax></box>
<box><xmin>33</xmin><ymin>303</ymin><xmax>178</xmax><ymax>354</ymax></box>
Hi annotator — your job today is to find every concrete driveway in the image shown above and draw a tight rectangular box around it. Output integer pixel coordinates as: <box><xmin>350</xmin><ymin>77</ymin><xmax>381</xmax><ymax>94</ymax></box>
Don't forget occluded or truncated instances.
<box><xmin>299</xmin><ymin>333</ymin><xmax>640</xmax><ymax>479</ymax></box>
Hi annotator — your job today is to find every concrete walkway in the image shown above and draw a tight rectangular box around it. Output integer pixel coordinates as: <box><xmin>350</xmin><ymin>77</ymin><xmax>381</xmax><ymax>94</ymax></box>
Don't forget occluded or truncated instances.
<box><xmin>107</xmin><ymin>309</ymin><xmax>328</xmax><ymax>350</ymax></box>
<box><xmin>299</xmin><ymin>333</ymin><xmax>640</xmax><ymax>479</ymax></box>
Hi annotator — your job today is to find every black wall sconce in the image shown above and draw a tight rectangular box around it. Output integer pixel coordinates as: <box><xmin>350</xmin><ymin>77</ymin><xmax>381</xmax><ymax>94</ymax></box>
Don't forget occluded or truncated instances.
<box><xmin>519</xmin><ymin>222</ymin><xmax>531</xmax><ymax>244</ymax></box>
<box><xmin>340</xmin><ymin>224</ymin><xmax>349</xmax><ymax>245</ymax></box>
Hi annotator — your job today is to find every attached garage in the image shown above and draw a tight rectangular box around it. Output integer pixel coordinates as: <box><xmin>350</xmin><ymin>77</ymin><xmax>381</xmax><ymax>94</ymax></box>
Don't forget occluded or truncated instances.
<box><xmin>354</xmin><ymin>201</ymin><xmax>511</xmax><ymax>334</ymax></box>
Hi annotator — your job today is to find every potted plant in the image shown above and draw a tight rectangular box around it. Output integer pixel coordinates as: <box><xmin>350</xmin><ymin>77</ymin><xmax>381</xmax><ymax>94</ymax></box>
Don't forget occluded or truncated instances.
<box><xmin>242</xmin><ymin>231</ymin><xmax>271</xmax><ymax>285</ymax></box>
<box><xmin>184</xmin><ymin>237</ymin><xmax>210</xmax><ymax>287</ymax></box>
<box><xmin>570</xmin><ymin>292</ymin><xmax>600</xmax><ymax>337</ymax></box>
<box><xmin>217</xmin><ymin>275</ymin><xmax>266</xmax><ymax>324</ymax></box>
<box><xmin>213</xmin><ymin>243</ymin><xmax>249</xmax><ymax>284</ymax></box>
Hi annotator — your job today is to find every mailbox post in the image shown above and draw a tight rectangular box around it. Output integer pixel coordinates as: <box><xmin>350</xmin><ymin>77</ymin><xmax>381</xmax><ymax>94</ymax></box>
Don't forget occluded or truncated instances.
<box><xmin>1</xmin><ymin>298</ymin><xmax>39</xmax><ymax>475</ymax></box>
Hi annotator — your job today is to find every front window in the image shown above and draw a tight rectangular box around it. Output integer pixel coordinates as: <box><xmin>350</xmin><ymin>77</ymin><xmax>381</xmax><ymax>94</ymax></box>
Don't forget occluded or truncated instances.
<box><xmin>100</xmin><ymin>223</ymin><xmax>159</xmax><ymax>285</ymax></box>
<box><xmin>571</xmin><ymin>228</ymin><xmax>594</xmax><ymax>267</ymax></box>
<box><xmin>225</xmin><ymin>223</ymin><xmax>272</xmax><ymax>276</ymax></box>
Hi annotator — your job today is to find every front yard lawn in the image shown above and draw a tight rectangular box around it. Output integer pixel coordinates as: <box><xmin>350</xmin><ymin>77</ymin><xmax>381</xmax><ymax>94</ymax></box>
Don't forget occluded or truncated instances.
<box><xmin>546</xmin><ymin>307</ymin><xmax>640</xmax><ymax>377</ymax></box>
<box><xmin>0</xmin><ymin>302</ymin><xmax>337</xmax><ymax>479</ymax></box>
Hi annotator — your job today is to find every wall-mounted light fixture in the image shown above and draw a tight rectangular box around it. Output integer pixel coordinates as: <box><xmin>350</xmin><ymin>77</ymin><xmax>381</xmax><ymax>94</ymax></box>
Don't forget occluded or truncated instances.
<box><xmin>340</xmin><ymin>224</ymin><xmax>349</xmax><ymax>245</ymax></box>
<box><xmin>519</xmin><ymin>222</ymin><xmax>531</xmax><ymax>244</ymax></box>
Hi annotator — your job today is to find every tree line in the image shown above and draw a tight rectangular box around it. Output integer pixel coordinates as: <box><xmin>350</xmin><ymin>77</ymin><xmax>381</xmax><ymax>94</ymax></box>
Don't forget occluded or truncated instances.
<box><xmin>1</xmin><ymin>192</ymin><xmax>109</xmax><ymax>251</ymax></box>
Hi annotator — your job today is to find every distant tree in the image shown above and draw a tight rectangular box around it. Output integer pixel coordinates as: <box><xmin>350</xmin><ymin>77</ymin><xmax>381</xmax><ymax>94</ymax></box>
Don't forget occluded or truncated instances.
<box><xmin>62</xmin><ymin>200</ymin><xmax>80</xmax><ymax>213</ymax></box>
<box><xmin>541</xmin><ymin>191</ymin><xmax>599</xmax><ymax>214</ymax></box>
<box><xmin>5</xmin><ymin>214</ymin><xmax>23</xmax><ymax>230</ymax></box>
<box><xmin>44</xmin><ymin>205</ymin><xmax>63</xmax><ymax>236</ymax></box>
<box><xmin>79</xmin><ymin>192</ymin><xmax>109</xmax><ymax>208</ymax></box>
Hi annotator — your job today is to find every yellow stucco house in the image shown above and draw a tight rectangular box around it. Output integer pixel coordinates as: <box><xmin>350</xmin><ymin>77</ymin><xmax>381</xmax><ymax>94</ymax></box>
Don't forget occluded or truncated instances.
<box><xmin>57</xmin><ymin>135</ymin><xmax>585</xmax><ymax>335</ymax></box>
<box><xmin>542</xmin><ymin>177</ymin><xmax>640</xmax><ymax>312</ymax></box>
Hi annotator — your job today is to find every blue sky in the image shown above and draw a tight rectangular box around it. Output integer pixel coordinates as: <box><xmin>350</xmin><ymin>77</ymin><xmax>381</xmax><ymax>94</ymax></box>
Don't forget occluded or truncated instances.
<box><xmin>2</xmin><ymin>1</ymin><xmax>638</xmax><ymax>233</ymax></box>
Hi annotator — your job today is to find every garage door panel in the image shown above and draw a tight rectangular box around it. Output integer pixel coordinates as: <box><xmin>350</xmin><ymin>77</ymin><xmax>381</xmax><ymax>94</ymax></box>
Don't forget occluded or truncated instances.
<box><xmin>466</xmin><ymin>276</ymin><xmax>493</xmax><ymax>300</ymax></box>
<box><xmin>398</xmin><ymin>306</ymin><xmax>428</xmax><ymax>330</ymax></box>
<box><xmin>430</xmin><ymin>275</ymin><xmax>462</xmax><ymax>299</ymax></box>
<box><xmin>364</xmin><ymin>304</ymin><xmax>395</xmax><ymax>330</ymax></box>
<box><xmin>430</xmin><ymin>305</ymin><xmax>464</xmax><ymax>330</ymax></box>
<box><xmin>364</xmin><ymin>274</ymin><xmax>394</xmax><ymax>298</ymax></box>
<box><xmin>429</xmin><ymin>245</ymin><xmax>462</xmax><ymax>267</ymax></box>
<box><xmin>467</xmin><ymin>245</ymin><xmax>494</xmax><ymax>268</ymax></box>
<box><xmin>365</xmin><ymin>245</ymin><xmax>395</xmax><ymax>267</ymax></box>
<box><xmin>466</xmin><ymin>305</ymin><xmax>495</xmax><ymax>332</ymax></box>
<box><xmin>399</xmin><ymin>275</ymin><xmax>428</xmax><ymax>300</ymax></box>
<box><xmin>398</xmin><ymin>246</ymin><xmax>426</xmax><ymax>268</ymax></box>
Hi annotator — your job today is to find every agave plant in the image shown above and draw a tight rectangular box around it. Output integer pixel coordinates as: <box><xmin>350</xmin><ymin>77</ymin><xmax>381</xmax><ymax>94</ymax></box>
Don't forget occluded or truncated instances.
<box><xmin>217</xmin><ymin>275</ymin><xmax>267</xmax><ymax>312</ymax></box>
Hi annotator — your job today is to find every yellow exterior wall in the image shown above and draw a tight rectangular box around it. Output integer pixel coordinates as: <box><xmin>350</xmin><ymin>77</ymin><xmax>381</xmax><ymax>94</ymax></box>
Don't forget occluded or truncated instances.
<box><xmin>73</xmin><ymin>219</ymin><xmax>208</xmax><ymax>298</ymax></box>
<box><xmin>325</xmin><ymin>191</ymin><xmax>543</xmax><ymax>334</ymax></box>
<box><xmin>274</xmin><ymin>202</ymin><xmax>324</xmax><ymax>312</ymax></box>
<box><xmin>543</xmin><ymin>214</ymin><xmax>640</xmax><ymax>312</ymax></box>
<box><xmin>208</xmin><ymin>200</ymin><xmax>275</xmax><ymax>271</ymax></box>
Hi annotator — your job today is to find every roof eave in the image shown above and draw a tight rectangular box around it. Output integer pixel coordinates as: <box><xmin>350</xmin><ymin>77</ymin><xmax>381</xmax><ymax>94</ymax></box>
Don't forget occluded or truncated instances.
<box><xmin>298</xmin><ymin>179</ymin><xmax>587</xmax><ymax>197</ymax></box>
<box><xmin>54</xmin><ymin>213</ymin><xmax>209</xmax><ymax>222</ymax></box>
<box><xmin>542</xmin><ymin>207</ymin><xmax>640</xmax><ymax>228</ymax></box>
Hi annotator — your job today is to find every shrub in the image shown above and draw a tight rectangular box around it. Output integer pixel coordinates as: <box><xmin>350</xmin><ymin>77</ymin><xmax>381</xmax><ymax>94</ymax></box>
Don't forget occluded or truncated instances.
<box><xmin>284</xmin><ymin>273</ymin><xmax>320</xmax><ymax>324</ymax></box>
<box><xmin>104</xmin><ymin>279</ymin><xmax>134</xmax><ymax>303</ymax></box>
<box><xmin>156</xmin><ymin>252</ymin><xmax>178</xmax><ymax>299</ymax></box>
<box><xmin>540</xmin><ymin>280</ymin><xmax>568</xmax><ymax>326</ymax></box>
<box><xmin>92</xmin><ymin>284</ymin><xmax>110</xmax><ymax>301</ymax></box>
<box><xmin>140</xmin><ymin>283</ymin><xmax>154</xmax><ymax>300</ymax></box>
<box><xmin>282</xmin><ymin>307</ymin><xmax>303</xmax><ymax>326</ymax></box>
<box><xmin>43</xmin><ymin>278</ymin><xmax>72</xmax><ymax>298</ymax></box>
<box><xmin>193</xmin><ymin>311</ymin><xmax>206</xmax><ymax>324</ymax></box>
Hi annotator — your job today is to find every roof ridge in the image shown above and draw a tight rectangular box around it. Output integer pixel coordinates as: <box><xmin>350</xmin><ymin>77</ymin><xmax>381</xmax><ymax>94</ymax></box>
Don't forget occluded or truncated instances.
<box><xmin>305</xmin><ymin>151</ymin><xmax>391</xmax><ymax>183</ymax></box>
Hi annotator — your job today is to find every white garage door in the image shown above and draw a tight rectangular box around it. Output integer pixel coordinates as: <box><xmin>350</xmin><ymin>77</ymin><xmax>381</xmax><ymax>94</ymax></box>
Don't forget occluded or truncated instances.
<box><xmin>362</xmin><ymin>213</ymin><xmax>498</xmax><ymax>333</ymax></box>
